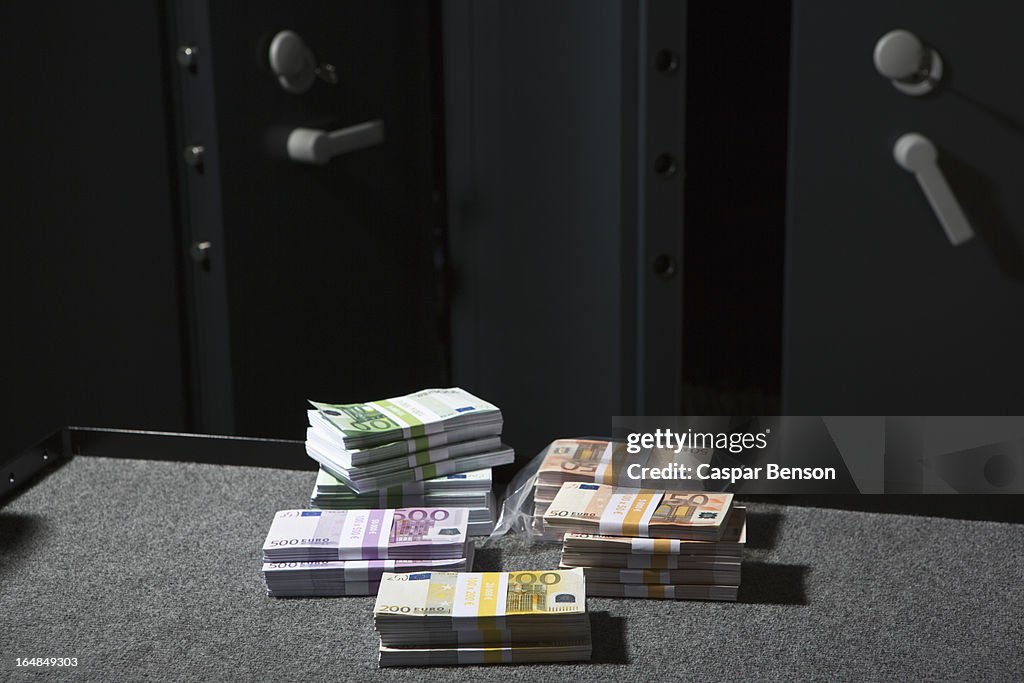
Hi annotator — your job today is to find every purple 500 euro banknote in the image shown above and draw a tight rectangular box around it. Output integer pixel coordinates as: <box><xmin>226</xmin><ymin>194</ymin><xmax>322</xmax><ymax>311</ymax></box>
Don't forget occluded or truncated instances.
<box><xmin>262</xmin><ymin>508</ymin><xmax>470</xmax><ymax>561</ymax></box>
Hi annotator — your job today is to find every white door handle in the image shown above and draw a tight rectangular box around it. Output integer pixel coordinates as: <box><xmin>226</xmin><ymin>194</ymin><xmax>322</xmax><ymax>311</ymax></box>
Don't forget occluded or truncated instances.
<box><xmin>893</xmin><ymin>133</ymin><xmax>974</xmax><ymax>246</ymax></box>
<box><xmin>286</xmin><ymin>120</ymin><xmax>385</xmax><ymax>165</ymax></box>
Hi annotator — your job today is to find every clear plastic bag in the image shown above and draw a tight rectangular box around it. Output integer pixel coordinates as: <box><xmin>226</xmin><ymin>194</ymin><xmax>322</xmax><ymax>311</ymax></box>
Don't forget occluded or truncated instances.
<box><xmin>483</xmin><ymin>444</ymin><xmax>552</xmax><ymax>544</ymax></box>
<box><xmin>483</xmin><ymin>435</ymin><xmax>722</xmax><ymax>545</ymax></box>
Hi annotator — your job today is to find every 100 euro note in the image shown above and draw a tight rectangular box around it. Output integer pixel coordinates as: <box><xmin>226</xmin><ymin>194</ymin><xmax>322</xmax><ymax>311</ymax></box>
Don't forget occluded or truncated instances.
<box><xmin>308</xmin><ymin>409</ymin><xmax>502</xmax><ymax>467</ymax></box>
<box><xmin>309</xmin><ymin>387</ymin><xmax>500</xmax><ymax>448</ymax></box>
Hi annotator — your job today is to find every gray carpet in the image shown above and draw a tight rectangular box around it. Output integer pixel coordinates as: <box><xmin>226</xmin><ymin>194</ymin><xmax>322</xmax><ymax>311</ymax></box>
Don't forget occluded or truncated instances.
<box><xmin>1</xmin><ymin>457</ymin><xmax>1021</xmax><ymax>682</ymax></box>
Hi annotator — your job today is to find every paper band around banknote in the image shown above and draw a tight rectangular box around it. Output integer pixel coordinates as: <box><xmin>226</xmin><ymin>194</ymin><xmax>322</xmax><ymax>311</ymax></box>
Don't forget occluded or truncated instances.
<box><xmin>535</xmin><ymin>438</ymin><xmax>714</xmax><ymax>489</ymax></box>
<box><xmin>308</xmin><ymin>410</ymin><xmax>504</xmax><ymax>468</ymax></box>
<box><xmin>377</xmin><ymin>642</ymin><xmax>592</xmax><ymax>666</ymax></box>
<box><xmin>309</xmin><ymin>387</ymin><xmax>501</xmax><ymax>447</ymax></box>
<box><xmin>561</xmin><ymin>507</ymin><xmax>747</xmax><ymax>553</ymax></box>
<box><xmin>307</xmin><ymin>443</ymin><xmax>515</xmax><ymax>494</ymax></box>
<box><xmin>585</xmin><ymin>582</ymin><xmax>739</xmax><ymax>601</ymax></box>
<box><xmin>374</xmin><ymin>568</ymin><xmax>587</xmax><ymax>630</ymax></box>
<box><xmin>262</xmin><ymin>508</ymin><xmax>469</xmax><ymax>561</ymax></box>
<box><xmin>263</xmin><ymin>556</ymin><xmax>471</xmax><ymax>581</ymax></box>
<box><xmin>543</xmin><ymin>482</ymin><xmax>734</xmax><ymax>540</ymax></box>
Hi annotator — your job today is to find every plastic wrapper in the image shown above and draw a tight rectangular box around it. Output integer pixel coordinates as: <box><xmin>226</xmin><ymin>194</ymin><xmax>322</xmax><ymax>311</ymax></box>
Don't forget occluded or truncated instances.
<box><xmin>484</xmin><ymin>436</ymin><xmax>720</xmax><ymax>545</ymax></box>
<box><xmin>484</xmin><ymin>442</ymin><xmax>554</xmax><ymax>543</ymax></box>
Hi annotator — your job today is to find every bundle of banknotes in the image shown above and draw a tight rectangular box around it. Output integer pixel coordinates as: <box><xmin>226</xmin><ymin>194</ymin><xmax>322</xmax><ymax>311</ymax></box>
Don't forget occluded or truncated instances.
<box><xmin>261</xmin><ymin>507</ymin><xmax>474</xmax><ymax>597</ymax></box>
<box><xmin>306</xmin><ymin>387</ymin><xmax>514</xmax><ymax>493</ymax></box>
<box><xmin>531</xmin><ymin>438</ymin><xmax>714</xmax><ymax>540</ymax></box>
<box><xmin>373</xmin><ymin>569</ymin><xmax>592</xmax><ymax>667</ymax></box>
<box><xmin>310</xmin><ymin>468</ymin><xmax>498</xmax><ymax>536</ymax></box>
<box><xmin>545</xmin><ymin>482</ymin><xmax>744</xmax><ymax>601</ymax></box>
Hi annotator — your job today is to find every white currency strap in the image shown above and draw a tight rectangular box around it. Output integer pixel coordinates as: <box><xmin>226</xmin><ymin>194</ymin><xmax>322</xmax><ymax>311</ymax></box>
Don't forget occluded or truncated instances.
<box><xmin>344</xmin><ymin>580</ymin><xmax>375</xmax><ymax>595</ymax></box>
<box><xmin>378</xmin><ymin>482</ymin><xmax>426</xmax><ymax>505</ymax></box>
<box><xmin>344</xmin><ymin>560</ymin><xmax>395</xmax><ymax>581</ymax></box>
<box><xmin>626</xmin><ymin>555</ymin><xmax>682</xmax><ymax>569</ymax></box>
<box><xmin>630</xmin><ymin>537</ymin><xmax>681</xmax><ymax>554</ymax></box>
<box><xmin>457</xmin><ymin>630</ymin><xmax>511</xmax><ymax>646</ymax></box>
<box><xmin>404</xmin><ymin>431</ymin><xmax>448</xmax><ymax>455</ymax></box>
<box><xmin>597</xmin><ymin>491</ymin><xmax>662</xmax><ymax>536</ymax></box>
<box><xmin>336</xmin><ymin>509</ymin><xmax>395</xmax><ymax>560</ymax></box>
<box><xmin>452</xmin><ymin>573</ymin><xmax>509</xmax><ymax>630</ymax></box>
<box><xmin>625</xmin><ymin>555</ymin><xmax>651</xmax><ymax>569</ymax></box>
<box><xmin>623</xmin><ymin>584</ymin><xmax>647</xmax><ymax>598</ymax></box>
<box><xmin>620</xmin><ymin>569</ymin><xmax>669</xmax><ymax>583</ymax></box>
<box><xmin>418</xmin><ymin>459</ymin><xmax>458</xmax><ymax>480</ymax></box>
<box><xmin>407</xmin><ymin>445</ymin><xmax>451</xmax><ymax>468</ymax></box>
<box><xmin>592</xmin><ymin>442</ymin><xmax>616</xmax><ymax>484</ymax></box>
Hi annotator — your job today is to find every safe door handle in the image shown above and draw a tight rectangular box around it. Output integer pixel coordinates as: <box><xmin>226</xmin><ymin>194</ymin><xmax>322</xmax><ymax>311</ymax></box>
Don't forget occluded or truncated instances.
<box><xmin>894</xmin><ymin>133</ymin><xmax>974</xmax><ymax>246</ymax></box>
<box><xmin>286</xmin><ymin>120</ymin><xmax>384</xmax><ymax>165</ymax></box>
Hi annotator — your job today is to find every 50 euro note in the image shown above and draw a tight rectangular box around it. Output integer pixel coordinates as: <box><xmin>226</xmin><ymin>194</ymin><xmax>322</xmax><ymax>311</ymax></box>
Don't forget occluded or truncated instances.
<box><xmin>561</xmin><ymin>506</ymin><xmax>746</xmax><ymax>554</ymax></box>
<box><xmin>535</xmin><ymin>438</ymin><xmax>714</xmax><ymax>490</ymax></box>
<box><xmin>585</xmin><ymin>582</ymin><xmax>738</xmax><ymax>602</ymax></box>
<box><xmin>309</xmin><ymin>387</ymin><xmax>501</xmax><ymax>449</ymax></box>
<box><xmin>543</xmin><ymin>482</ymin><xmax>733</xmax><ymax>540</ymax></box>
<box><xmin>559</xmin><ymin>552</ymin><xmax>741</xmax><ymax>570</ymax></box>
<box><xmin>560</xmin><ymin>565</ymin><xmax>741</xmax><ymax>586</ymax></box>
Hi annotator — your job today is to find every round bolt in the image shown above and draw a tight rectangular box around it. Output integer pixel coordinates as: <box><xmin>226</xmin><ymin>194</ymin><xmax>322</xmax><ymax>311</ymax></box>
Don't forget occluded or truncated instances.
<box><xmin>654</xmin><ymin>49</ymin><xmax>679</xmax><ymax>73</ymax></box>
<box><xmin>177</xmin><ymin>45</ymin><xmax>199</xmax><ymax>69</ymax></box>
<box><xmin>191</xmin><ymin>241</ymin><xmax>212</xmax><ymax>266</ymax></box>
<box><xmin>654</xmin><ymin>153</ymin><xmax>677</xmax><ymax>176</ymax></box>
<box><xmin>183</xmin><ymin>144</ymin><xmax>206</xmax><ymax>167</ymax></box>
<box><xmin>651</xmin><ymin>253</ymin><xmax>677</xmax><ymax>278</ymax></box>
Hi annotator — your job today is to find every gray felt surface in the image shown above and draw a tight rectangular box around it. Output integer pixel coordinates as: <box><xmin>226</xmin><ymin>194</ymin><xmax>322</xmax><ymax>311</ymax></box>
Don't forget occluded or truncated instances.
<box><xmin>1</xmin><ymin>457</ymin><xmax>1022</xmax><ymax>682</ymax></box>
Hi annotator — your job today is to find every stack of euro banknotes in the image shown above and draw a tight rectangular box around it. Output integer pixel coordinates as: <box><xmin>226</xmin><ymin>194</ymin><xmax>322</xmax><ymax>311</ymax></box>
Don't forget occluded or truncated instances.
<box><xmin>306</xmin><ymin>387</ymin><xmax>513</xmax><ymax>535</ymax></box>
<box><xmin>261</xmin><ymin>507</ymin><xmax>475</xmax><ymax>597</ymax></box>
<box><xmin>544</xmin><ymin>482</ymin><xmax>744</xmax><ymax>601</ymax></box>
<box><xmin>531</xmin><ymin>438</ymin><xmax>714</xmax><ymax>540</ymax></box>
<box><xmin>373</xmin><ymin>568</ymin><xmax>591</xmax><ymax>667</ymax></box>
<box><xmin>310</xmin><ymin>469</ymin><xmax>498</xmax><ymax>536</ymax></box>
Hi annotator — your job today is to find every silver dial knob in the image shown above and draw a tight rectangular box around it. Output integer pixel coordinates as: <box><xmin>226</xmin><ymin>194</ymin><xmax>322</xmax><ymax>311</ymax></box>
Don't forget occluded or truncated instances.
<box><xmin>873</xmin><ymin>29</ymin><xmax>943</xmax><ymax>95</ymax></box>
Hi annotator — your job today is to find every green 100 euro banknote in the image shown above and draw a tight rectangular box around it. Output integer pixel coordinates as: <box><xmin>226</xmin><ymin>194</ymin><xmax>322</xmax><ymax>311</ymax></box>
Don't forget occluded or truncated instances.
<box><xmin>309</xmin><ymin>387</ymin><xmax>501</xmax><ymax>449</ymax></box>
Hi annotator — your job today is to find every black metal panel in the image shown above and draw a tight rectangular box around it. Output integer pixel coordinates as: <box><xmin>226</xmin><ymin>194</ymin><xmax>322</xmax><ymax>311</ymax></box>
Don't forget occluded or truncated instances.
<box><xmin>66</xmin><ymin>426</ymin><xmax>308</xmax><ymax>470</ymax></box>
<box><xmin>636</xmin><ymin>0</ymin><xmax>686</xmax><ymax>414</ymax></box>
<box><xmin>167</xmin><ymin>0</ymin><xmax>236</xmax><ymax>433</ymax></box>
<box><xmin>784</xmin><ymin>1</ymin><xmax>1024</xmax><ymax>414</ymax></box>
<box><xmin>0</xmin><ymin>431</ymin><xmax>70</xmax><ymax>507</ymax></box>
<box><xmin>681</xmin><ymin>2</ymin><xmax>790</xmax><ymax>414</ymax></box>
<box><xmin>170</xmin><ymin>1</ymin><xmax>447</xmax><ymax>441</ymax></box>
<box><xmin>0</xmin><ymin>1</ymin><xmax>192</xmax><ymax>457</ymax></box>
<box><xmin>444</xmin><ymin>0</ymin><xmax>629</xmax><ymax>462</ymax></box>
